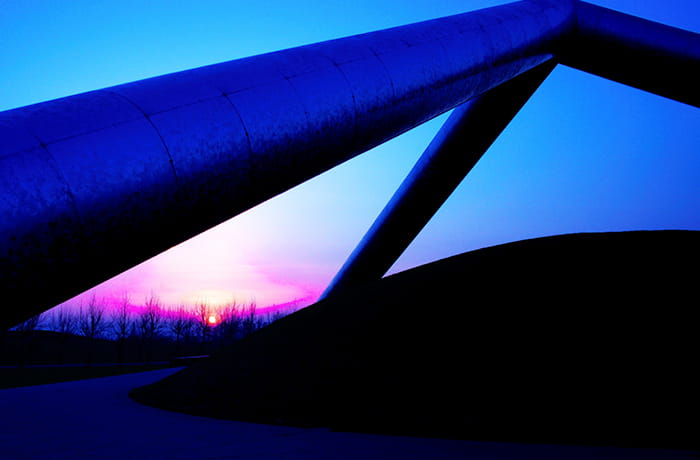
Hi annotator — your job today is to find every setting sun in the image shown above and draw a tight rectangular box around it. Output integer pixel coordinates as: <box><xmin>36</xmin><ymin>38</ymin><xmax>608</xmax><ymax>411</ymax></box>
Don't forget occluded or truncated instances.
<box><xmin>208</xmin><ymin>315</ymin><xmax>218</xmax><ymax>325</ymax></box>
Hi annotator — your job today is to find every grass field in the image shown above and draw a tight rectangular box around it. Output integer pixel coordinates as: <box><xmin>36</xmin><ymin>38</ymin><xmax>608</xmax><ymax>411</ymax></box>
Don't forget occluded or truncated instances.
<box><xmin>0</xmin><ymin>363</ymin><xmax>175</xmax><ymax>389</ymax></box>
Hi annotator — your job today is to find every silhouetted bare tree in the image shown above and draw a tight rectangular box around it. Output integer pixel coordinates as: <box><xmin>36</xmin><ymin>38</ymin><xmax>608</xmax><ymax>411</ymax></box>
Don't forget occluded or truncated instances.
<box><xmin>77</xmin><ymin>295</ymin><xmax>107</xmax><ymax>339</ymax></box>
<box><xmin>110</xmin><ymin>293</ymin><xmax>132</xmax><ymax>365</ymax></box>
<box><xmin>261</xmin><ymin>309</ymin><xmax>287</xmax><ymax>327</ymax></box>
<box><xmin>195</xmin><ymin>302</ymin><xmax>213</xmax><ymax>343</ymax></box>
<box><xmin>215</xmin><ymin>301</ymin><xmax>242</xmax><ymax>346</ymax></box>
<box><xmin>13</xmin><ymin>313</ymin><xmax>43</xmax><ymax>333</ymax></box>
<box><xmin>77</xmin><ymin>294</ymin><xmax>107</xmax><ymax>366</ymax></box>
<box><xmin>137</xmin><ymin>294</ymin><xmax>164</xmax><ymax>364</ymax></box>
<box><xmin>181</xmin><ymin>309</ymin><xmax>198</xmax><ymax>350</ymax></box>
<box><xmin>167</xmin><ymin>304</ymin><xmax>192</xmax><ymax>357</ymax></box>
<box><xmin>241</xmin><ymin>302</ymin><xmax>260</xmax><ymax>337</ymax></box>
<box><xmin>49</xmin><ymin>307</ymin><xmax>76</xmax><ymax>336</ymax></box>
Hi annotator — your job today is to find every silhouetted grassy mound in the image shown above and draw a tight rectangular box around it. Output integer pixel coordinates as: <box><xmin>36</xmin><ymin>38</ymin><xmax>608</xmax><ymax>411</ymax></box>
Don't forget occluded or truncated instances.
<box><xmin>131</xmin><ymin>230</ymin><xmax>699</xmax><ymax>449</ymax></box>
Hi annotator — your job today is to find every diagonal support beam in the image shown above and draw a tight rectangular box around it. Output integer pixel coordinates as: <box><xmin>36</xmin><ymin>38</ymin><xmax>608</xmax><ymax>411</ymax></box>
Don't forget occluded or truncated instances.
<box><xmin>321</xmin><ymin>61</ymin><xmax>556</xmax><ymax>299</ymax></box>
<box><xmin>0</xmin><ymin>0</ymin><xmax>574</xmax><ymax>328</ymax></box>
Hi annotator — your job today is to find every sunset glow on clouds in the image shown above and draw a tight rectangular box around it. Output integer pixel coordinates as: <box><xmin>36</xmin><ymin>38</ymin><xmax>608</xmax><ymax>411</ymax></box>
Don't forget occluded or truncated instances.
<box><xmin>63</xmin><ymin>204</ymin><xmax>333</xmax><ymax>310</ymax></box>
<box><xmin>56</xmin><ymin>115</ymin><xmax>440</xmax><ymax>312</ymax></box>
<box><xmin>1</xmin><ymin>0</ymin><xmax>698</xmax><ymax>317</ymax></box>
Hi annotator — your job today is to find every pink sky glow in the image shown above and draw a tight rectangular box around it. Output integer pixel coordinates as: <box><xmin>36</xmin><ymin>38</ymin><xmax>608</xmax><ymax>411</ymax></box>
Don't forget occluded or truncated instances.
<box><xmin>55</xmin><ymin>200</ymin><xmax>333</xmax><ymax>314</ymax></box>
<box><xmin>50</xmin><ymin>129</ymin><xmax>431</xmax><ymax>316</ymax></box>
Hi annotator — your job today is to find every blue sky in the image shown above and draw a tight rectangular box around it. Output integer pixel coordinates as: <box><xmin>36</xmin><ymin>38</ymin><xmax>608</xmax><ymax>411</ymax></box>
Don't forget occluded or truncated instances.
<box><xmin>1</xmin><ymin>0</ymin><xmax>698</xmax><ymax>310</ymax></box>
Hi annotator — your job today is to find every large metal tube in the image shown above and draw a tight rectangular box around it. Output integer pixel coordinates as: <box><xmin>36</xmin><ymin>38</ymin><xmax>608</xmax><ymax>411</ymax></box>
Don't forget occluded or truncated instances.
<box><xmin>0</xmin><ymin>1</ymin><xmax>574</xmax><ymax>327</ymax></box>
<box><xmin>562</xmin><ymin>2</ymin><xmax>700</xmax><ymax>108</ymax></box>
<box><xmin>321</xmin><ymin>61</ymin><xmax>555</xmax><ymax>300</ymax></box>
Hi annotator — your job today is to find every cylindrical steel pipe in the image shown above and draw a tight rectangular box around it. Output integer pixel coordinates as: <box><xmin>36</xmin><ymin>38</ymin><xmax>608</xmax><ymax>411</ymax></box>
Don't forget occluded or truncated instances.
<box><xmin>0</xmin><ymin>1</ymin><xmax>574</xmax><ymax>327</ymax></box>
<box><xmin>321</xmin><ymin>61</ymin><xmax>556</xmax><ymax>299</ymax></box>
<box><xmin>562</xmin><ymin>2</ymin><xmax>700</xmax><ymax>108</ymax></box>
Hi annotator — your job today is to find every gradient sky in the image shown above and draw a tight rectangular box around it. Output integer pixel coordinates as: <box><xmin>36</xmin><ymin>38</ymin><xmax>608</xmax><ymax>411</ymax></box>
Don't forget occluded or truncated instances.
<box><xmin>1</xmin><ymin>0</ymin><xmax>698</xmax><ymax>312</ymax></box>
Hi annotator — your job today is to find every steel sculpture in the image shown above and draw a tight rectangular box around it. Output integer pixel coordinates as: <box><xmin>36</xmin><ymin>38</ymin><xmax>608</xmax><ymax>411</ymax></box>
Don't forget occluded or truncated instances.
<box><xmin>321</xmin><ymin>61</ymin><xmax>556</xmax><ymax>299</ymax></box>
<box><xmin>0</xmin><ymin>0</ymin><xmax>698</xmax><ymax>328</ymax></box>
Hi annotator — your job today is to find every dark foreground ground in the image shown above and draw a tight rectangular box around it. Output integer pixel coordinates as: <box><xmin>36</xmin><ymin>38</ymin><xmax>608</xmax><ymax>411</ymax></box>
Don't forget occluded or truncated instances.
<box><xmin>0</xmin><ymin>368</ymin><xmax>697</xmax><ymax>459</ymax></box>
<box><xmin>132</xmin><ymin>230</ymin><xmax>699</xmax><ymax>451</ymax></box>
<box><xmin>0</xmin><ymin>363</ymin><xmax>173</xmax><ymax>389</ymax></box>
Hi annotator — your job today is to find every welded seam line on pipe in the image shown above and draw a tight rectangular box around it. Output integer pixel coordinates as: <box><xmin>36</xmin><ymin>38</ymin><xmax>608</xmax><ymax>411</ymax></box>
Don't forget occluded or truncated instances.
<box><xmin>102</xmin><ymin>90</ymin><xmax>180</xmax><ymax>185</ymax></box>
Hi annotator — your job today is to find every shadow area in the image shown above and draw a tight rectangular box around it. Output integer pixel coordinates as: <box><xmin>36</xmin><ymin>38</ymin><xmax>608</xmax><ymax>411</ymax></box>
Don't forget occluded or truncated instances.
<box><xmin>131</xmin><ymin>230</ymin><xmax>699</xmax><ymax>451</ymax></box>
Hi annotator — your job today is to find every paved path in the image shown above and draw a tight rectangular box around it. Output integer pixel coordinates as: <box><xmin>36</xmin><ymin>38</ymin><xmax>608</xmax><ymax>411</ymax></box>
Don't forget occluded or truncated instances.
<box><xmin>0</xmin><ymin>369</ymin><xmax>697</xmax><ymax>459</ymax></box>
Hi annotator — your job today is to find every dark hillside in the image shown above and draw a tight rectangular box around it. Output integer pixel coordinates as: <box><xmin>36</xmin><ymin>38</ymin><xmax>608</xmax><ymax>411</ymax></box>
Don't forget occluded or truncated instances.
<box><xmin>0</xmin><ymin>330</ymin><xmax>195</xmax><ymax>366</ymax></box>
<box><xmin>0</xmin><ymin>330</ymin><xmax>129</xmax><ymax>366</ymax></box>
<box><xmin>131</xmin><ymin>230</ymin><xmax>699</xmax><ymax>450</ymax></box>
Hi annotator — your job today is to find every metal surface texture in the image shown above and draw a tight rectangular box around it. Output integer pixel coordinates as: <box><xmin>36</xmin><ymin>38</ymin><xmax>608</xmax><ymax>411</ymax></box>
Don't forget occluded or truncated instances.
<box><xmin>0</xmin><ymin>0</ymin><xmax>574</xmax><ymax>327</ymax></box>
<box><xmin>562</xmin><ymin>1</ymin><xmax>700</xmax><ymax>108</ymax></box>
<box><xmin>1</xmin><ymin>0</ymin><xmax>699</xmax><ymax>327</ymax></box>
<box><xmin>323</xmin><ymin>2</ymin><xmax>699</xmax><ymax>297</ymax></box>
<box><xmin>321</xmin><ymin>62</ymin><xmax>555</xmax><ymax>300</ymax></box>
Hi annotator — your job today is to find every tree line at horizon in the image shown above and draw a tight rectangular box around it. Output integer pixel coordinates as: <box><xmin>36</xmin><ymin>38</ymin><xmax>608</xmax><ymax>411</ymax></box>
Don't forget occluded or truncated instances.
<box><xmin>3</xmin><ymin>294</ymin><xmax>296</xmax><ymax>366</ymax></box>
